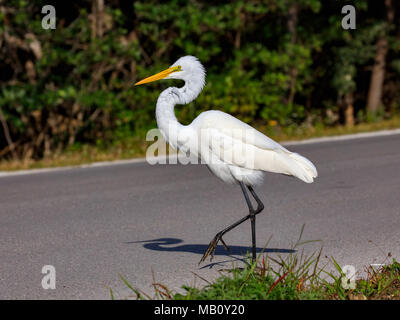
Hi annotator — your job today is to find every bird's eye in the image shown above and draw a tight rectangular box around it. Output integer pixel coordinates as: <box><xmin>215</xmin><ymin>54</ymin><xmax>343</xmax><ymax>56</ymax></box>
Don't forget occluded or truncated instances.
<box><xmin>173</xmin><ymin>65</ymin><xmax>182</xmax><ymax>72</ymax></box>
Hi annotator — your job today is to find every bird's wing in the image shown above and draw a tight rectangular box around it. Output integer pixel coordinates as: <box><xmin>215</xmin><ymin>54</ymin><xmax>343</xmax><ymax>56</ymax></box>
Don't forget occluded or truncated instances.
<box><xmin>192</xmin><ymin>110</ymin><xmax>317</xmax><ymax>182</ymax></box>
<box><xmin>194</xmin><ymin>110</ymin><xmax>285</xmax><ymax>153</ymax></box>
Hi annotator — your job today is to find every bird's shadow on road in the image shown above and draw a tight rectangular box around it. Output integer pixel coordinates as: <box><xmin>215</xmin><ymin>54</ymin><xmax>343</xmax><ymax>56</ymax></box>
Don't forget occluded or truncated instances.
<box><xmin>126</xmin><ymin>238</ymin><xmax>296</xmax><ymax>268</ymax></box>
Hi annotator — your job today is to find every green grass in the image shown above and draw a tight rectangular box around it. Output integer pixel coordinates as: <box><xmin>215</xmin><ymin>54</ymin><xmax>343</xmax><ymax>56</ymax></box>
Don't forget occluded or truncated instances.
<box><xmin>1</xmin><ymin>116</ymin><xmax>400</xmax><ymax>171</ymax></box>
<box><xmin>115</xmin><ymin>254</ymin><xmax>400</xmax><ymax>300</ymax></box>
<box><xmin>172</xmin><ymin>254</ymin><xmax>326</xmax><ymax>300</ymax></box>
<box><xmin>114</xmin><ymin>241</ymin><xmax>400</xmax><ymax>300</ymax></box>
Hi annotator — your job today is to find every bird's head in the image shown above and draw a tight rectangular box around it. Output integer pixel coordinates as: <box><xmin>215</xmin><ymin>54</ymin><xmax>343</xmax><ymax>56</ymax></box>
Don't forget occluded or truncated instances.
<box><xmin>135</xmin><ymin>55</ymin><xmax>205</xmax><ymax>86</ymax></box>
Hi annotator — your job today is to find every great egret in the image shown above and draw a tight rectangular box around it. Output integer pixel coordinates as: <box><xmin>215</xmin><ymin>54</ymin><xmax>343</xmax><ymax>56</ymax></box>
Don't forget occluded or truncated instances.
<box><xmin>135</xmin><ymin>56</ymin><xmax>317</xmax><ymax>264</ymax></box>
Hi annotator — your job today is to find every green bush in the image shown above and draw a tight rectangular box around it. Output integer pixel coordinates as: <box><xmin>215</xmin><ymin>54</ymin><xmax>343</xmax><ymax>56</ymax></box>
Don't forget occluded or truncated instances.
<box><xmin>1</xmin><ymin>0</ymin><xmax>399</xmax><ymax>160</ymax></box>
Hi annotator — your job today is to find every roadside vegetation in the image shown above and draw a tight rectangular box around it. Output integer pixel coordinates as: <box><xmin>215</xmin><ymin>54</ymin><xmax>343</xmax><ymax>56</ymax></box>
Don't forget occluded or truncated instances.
<box><xmin>114</xmin><ymin>227</ymin><xmax>400</xmax><ymax>300</ymax></box>
<box><xmin>1</xmin><ymin>115</ymin><xmax>400</xmax><ymax>171</ymax></box>
<box><xmin>1</xmin><ymin>1</ymin><xmax>400</xmax><ymax>169</ymax></box>
<box><xmin>116</xmin><ymin>251</ymin><xmax>400</xmax><ymax>300</ymax></box>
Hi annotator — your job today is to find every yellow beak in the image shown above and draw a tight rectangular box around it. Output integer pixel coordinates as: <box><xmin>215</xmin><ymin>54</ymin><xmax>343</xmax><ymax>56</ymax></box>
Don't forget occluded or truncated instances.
<box><xmin>135</xmin><ymin>66</ymin><xmax>181</xmax><ymax>86</ymax></box>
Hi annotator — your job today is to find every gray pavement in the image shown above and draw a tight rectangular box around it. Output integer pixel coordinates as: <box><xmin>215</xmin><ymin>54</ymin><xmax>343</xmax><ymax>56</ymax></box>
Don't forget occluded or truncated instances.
<box><xmin>1</xmin><ymin>133</ymin><xmax>400</xmax><ymax>299</ymax></box>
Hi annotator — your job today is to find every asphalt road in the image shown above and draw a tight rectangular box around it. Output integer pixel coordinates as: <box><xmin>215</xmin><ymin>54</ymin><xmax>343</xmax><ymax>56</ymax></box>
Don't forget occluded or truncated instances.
<box><xmin>1</xmin><ymin>133</ymin><xmax>400</xmax><ymax>299</ymax></box>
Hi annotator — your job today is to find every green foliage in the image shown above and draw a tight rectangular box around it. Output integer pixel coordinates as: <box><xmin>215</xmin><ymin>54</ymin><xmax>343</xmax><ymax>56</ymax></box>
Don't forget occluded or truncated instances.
<box><xmin>174</xmin><ymin>267</ymin><xmax>293</xmax><ymax>300</ymax></box>
<box><xmin>172</xmin><ymin>260</ymin><xmax>324</xmax><ymax>300</ymax></box>
<box><xmin>323</xmin><ymin>257</ymin><xmax>400</xmax><ymax>300</ymax></box>
<box><xmin>116</xmin><ymin>253</ymin><xmax>400</xmax><ymax>300</ymax></box>
<box><xmin>0</xmin><ymin>0</ymin><xmax>399</xmax><ymax>159</ymax></box>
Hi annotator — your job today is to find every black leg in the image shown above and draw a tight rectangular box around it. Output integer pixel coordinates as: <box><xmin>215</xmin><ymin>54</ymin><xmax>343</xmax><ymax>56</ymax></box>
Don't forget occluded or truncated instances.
<box><xmin>240</xmin><ymin>183</ymin><xmax>263</xmax><ymax>263</ymax></box>
<box><xmin>247</xmin><ymin>185</ymin><xmax>265</xmax><ymax>262</ymax></box>
<box><xmin>199</xmin><ymin>182</ymin><xmax>265</xmax><ymax>264</ymax></box>
<box><xmin>247</xmin><ymin>185</ymin><xmax>265</xmax><ymax>213</ymax></box>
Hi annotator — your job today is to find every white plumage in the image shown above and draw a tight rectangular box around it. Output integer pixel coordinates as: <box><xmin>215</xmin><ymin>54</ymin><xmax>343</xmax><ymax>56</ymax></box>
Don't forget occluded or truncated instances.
<box><xmin>137</xmin><ymin>55</ymin><xmax>317</xmax><ymax>186</ymax></box>
<box><xmin>135</xmin><ymin>55</ymin><xmax>318</xmax><ymax>263</ymax></box>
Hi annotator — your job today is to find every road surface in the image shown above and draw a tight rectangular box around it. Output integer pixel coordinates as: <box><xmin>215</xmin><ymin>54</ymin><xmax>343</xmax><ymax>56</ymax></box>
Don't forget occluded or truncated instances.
<box><xmin>1</xmin><ymin>132</ymin><xmax>400</xmax><ymax>299</ymax></box>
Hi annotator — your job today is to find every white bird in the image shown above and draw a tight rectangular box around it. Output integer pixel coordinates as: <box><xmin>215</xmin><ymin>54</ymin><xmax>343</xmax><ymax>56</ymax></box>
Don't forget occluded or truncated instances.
<box><xmin>135</xmin><ymin>55</ymin><xmax>317</xmax><ymax>264</ymax></box>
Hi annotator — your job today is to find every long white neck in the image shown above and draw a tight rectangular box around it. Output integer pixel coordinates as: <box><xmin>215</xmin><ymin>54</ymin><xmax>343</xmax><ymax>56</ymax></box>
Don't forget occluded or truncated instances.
<box><xmin>155</xmin><ymin>78</ymin><xmax>204</xmax><ymax>144</ymax></box>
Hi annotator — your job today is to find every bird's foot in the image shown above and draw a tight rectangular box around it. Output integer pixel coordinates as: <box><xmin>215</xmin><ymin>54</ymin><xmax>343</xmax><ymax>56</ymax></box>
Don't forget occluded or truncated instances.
<box><xmin>199</xmin><ymin>233</ymin><xmax>230</xmax><ymax>264</ymax></box>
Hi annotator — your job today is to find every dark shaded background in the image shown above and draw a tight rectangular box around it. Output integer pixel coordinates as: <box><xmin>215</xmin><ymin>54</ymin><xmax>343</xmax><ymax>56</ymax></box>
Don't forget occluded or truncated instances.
<box><xmin>0</xmin><ymin>0</ymin><xmax>399</xmax><ymax>160</ymax></box>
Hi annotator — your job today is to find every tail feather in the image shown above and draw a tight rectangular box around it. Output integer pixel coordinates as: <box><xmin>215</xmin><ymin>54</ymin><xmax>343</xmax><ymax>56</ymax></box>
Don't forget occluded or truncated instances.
<box><xmin>290</xmin><ymin>152</ymin><xmax>318</xmax><ymax>178</ymax></box>
<box><xmin>275</xmin><ymin>152</ymin><xmax>318</xmax><ymax>183</ymax></box>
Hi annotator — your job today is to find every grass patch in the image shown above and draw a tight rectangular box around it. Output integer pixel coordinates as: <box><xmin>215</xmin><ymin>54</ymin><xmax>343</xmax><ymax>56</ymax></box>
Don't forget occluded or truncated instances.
<box><xmin>1</xmin><ymin>116</ymin><xmax>400</xmax><ymax>171</ymax></box>
<box><xmin>114</xmin><ymin>251</ymin><xmax>400</xmax><ymax>300</ymax></box>
<box><xmin>259</xmin><ymin>115</ymin><xmax>400</xmax><ymax>142</ymax></box>
<box><xmin>0</xmin><ymin>136</ymin><xmax>149</xmax><ymax>171</ymax></box>
<box><xmin>339</xmin><ymin>259</ymin><xmax>400</xmax><ymax>300</ymax></box>
<box><xmin>112</xmin><ymin>226</ymin><xmax>399</xmax><ymax>300</ymax></box>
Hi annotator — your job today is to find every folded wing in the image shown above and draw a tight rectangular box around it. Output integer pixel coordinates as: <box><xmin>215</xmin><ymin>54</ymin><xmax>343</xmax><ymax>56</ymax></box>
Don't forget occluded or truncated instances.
<box><xmin>194</xmin><ymin>110</ymin><xmax>318</xmax><ymax>183</ymax></box>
